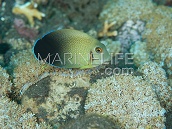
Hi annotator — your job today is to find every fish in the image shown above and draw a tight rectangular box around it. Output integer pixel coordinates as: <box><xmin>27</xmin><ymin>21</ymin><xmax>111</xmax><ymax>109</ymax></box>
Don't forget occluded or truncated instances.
<box><xmin>33</xmin><ymin>29</ymin><xmax>110</xmax><ymax>69</ymax></box>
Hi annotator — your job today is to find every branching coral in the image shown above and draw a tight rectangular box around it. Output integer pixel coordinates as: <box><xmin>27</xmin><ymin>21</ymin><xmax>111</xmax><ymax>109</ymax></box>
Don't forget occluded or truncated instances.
<box><xmin>12</xmin><ymin>2</ymin><xmax>45</xmax><ymax>26</ymax></box>
<box><xmin>98</xmin><ymin>20</ymin><xmax>117</xmax><ymax>37</ymax></box>
<box><xmin>85</xmin><ymin>74</ymin><xmax>166</xmax><ymax>129</ymax></box>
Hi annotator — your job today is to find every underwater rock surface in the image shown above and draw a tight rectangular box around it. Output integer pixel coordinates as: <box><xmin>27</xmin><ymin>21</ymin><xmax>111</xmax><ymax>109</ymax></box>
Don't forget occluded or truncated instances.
<box><xmin>59</xmin><ymin>114</ymin><xmax>121</xmax><ymax>129</ymax></box>
<box><xmin>21</xmin><ymin>74</ymin><xmax>89</xmax><ymax>127</ymax></box>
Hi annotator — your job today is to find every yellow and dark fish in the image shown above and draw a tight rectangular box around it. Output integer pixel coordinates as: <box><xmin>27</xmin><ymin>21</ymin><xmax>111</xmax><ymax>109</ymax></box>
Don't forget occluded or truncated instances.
<box><xmin>33</xmin><ymin>29</ymin><xmax>110</xmax><ymax>69</ymax></box>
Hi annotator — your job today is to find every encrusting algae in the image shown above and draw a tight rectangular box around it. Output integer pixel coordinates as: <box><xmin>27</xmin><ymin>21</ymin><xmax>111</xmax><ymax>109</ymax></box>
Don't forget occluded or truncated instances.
<box><xmin>12</xmin><ymin>1</ymin><xmax>45</xmax><ymax>26</ymax></box>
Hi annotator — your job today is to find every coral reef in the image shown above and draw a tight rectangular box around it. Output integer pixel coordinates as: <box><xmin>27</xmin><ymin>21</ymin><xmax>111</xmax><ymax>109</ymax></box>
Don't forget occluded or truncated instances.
<box><xmin>33</xmin><ymin>0</ymin><xmax>49</xmax><ymax>5</ymax></box>
<box><xmin>2</xmin><ymin>38</ymin><xmax>31</xmax><ymax>66</ymax></box>
<box><xmin>99</xmin><ymin>0</ymin><xmax>154</xmax><ymax>29</ymax></box>
<box><xmin>14</xmin><ymin>18</ymin><xmax>38</xmax><ymax>40</ymax></box>
<box><xmin>9</xmin><ymin>49</ymin><xmax>97</xmax><ymax>94</ymax></box>
<box><xmin>116</xmin><ymin>20</ymin><xmax>145</xmax><ymax>53</ymax></box>
<box><xmin>0</xmin><ymin>43</ymin><xmax>11</xmax><ymax>66</ymax></box>
<box><xmin>138</xmin><ymin>61</ymin><xmax>172</xmax><ymax>111</ymax></box>
<box><xmin>0</xmin><ymin>65</ymin><xmax>12</xmax><ymax>96</ymax></box>
<box><xmin>60</xmin><ymin>114</ymin><xmax>121</xmax><ymax>129</ymax></box>
<box><xmin>4</xmin><ymin>38</ymin><xmax>32</xmax><ymax>51</ymax></box>
<box><xmin>0</xmin><ymin>0</ymin><xmax>171</xmax><ymax>128</ymax></box>
<box><xmin>0</xmin><ymin>0</ymin><xmax>14</xmax><ymax>40</ymax></box>
<box><xmin>0</xmin><ymin>55</ymin><xmax>4</xmax><ymax>66</ymax></box>
<box><xmin>142</xmin><ymin>6</ymin><xmax>172</xmax><ymax>75</ymax></box>
<box><xmin>166</xmin><ymin>110</ymin><xmax>172</xmax><ymax>129</ymax></box>
<box><xmin>130</xmin><ymin>41</ymin><xmax>150</xmax><ymax>67</ymax></box>
<box><xmin>138</xmin><ymin>61</ymin><xmax>172</xmax><ymax>128</ymax></box>
<box><xmin>53</xmin><ymin>0</ymin><xmax>106</xmax><ymax>31</ymax></box>
<box><xmin>8</xmin><ymin>49</ymin><xmax>53</xmax><ymax>94</ymax></box>
<box><xmin>99</xmin><ymin>0</ymin><xmax>172</xmax><ymax>73</ymax></box>
<box><xmin>0</xmin><ymin>43</ymin><xmax>11</xmax><ymax>55</ymax></box>
<box><xmin>7</xmin><ymin>49</ymin><xmax>98</xmax><ymax>127</ymax></box>
<box><xmin>153</xmin><ymin>0</ymin><xmax>172</xmax><ymax>6</ymax></box>
<box><xmin>85</xmin><ymin>74</ymin><xmax>166</xmax><ymax>129</ymax></box>
<box><xmin>0</xmin><ymin>96</ymin><xmax>51</xmax><ymax>129</ymax></box>
<box><xmin>12</xmin><ymin>2</ymin><xmax>45</xmax><ymax>26</ymax></box>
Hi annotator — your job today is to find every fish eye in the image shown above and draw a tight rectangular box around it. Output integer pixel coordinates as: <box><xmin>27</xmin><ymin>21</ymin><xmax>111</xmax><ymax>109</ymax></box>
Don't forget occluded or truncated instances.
<box><xmin>95</xmin><ymin>47</ymin><xmax>103</xmax><ymax>53</ymax></box>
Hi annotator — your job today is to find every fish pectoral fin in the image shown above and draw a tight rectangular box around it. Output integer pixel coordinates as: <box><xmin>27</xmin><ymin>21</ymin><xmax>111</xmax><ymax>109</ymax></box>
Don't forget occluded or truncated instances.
<box><xmin>79</xmin><ymin>64</ymin><xmax>93</xmax><ymax>69</ymax></box>
<box><xmin>89</xmin><ymin>51</ymin><xmax>94</xmax><ymax>64</ymax></box>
